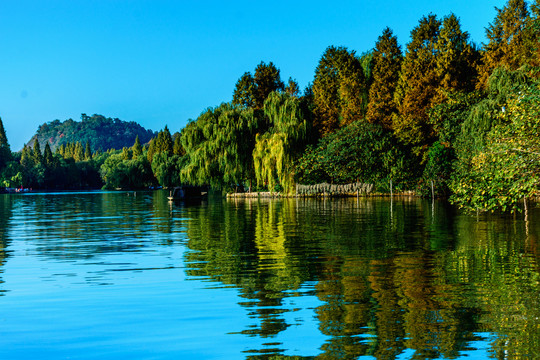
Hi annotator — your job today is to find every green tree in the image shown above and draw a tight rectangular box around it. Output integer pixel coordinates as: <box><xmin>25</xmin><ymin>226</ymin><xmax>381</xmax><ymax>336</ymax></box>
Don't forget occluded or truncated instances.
<box><xmin>296</xmin><ymin>121</ymin><xmax>413</xmax><ymax>188</ymax></box>
<box><xmin>151</xmin><ymin>152</ymin><xmax>183</xmax><ymax>188</ymax></box>
<box><xmin>366</xmin><ymin>28</ymin><xmax>403</xmax><ymax>129</ymax></box>
<box><xmin>32</xmin><ymin>139</ymin><xmax>43</xmax><ymax>165</ymax></box>
<box><xmin>84</xmin><ymin>142</ymin><xmax>92</xmax><ymax>160</ymax></box>
<box><xmin>181</xmin><ymin>103</ymin><xmax>259</xmax><ymax>189</ymax></box>
<box><xmin>0</xmin><ymin>117</ymin><xmax>11</xmax><ymax>172</ymax></box>
<box><xmin>157</xmin><ymin>126</ymin><xmax>174</xmax><ymax>154</ymax></box>
<box><xmin>252</xmin><ymin>92</ymin><xmax>310</xmax><ymax>193</ymax></box>
<box><xmin>100</xmin><ymin>153</ymin><xmax>154</xmax><ymax>190</ymax></box>
<box><xmin>121</xmin><ymin>147</ymin><xmax>131</xmax><ymax>161</ymax></box>
<box><xmin>232</xmin><ymin>62</ymin><xmax>285</xmax><ymax>110</ymax></box>
<box><xmin>43</xmin><ymin>143</ymin><xmax>54</xmax><ymax>168</ymax></box>
<box><xmin>232</xmin><ymin>72</ymin><xmax>256</xmax><ymax>108</ymax></box>
<box><xmin>420</xmin><ymin>141</ymin><xmax>455</xmax><ymax>197</ymax></box>
<box><xmin>132</xmin><ymin>135</ymin><xmax>143</xmax><ymax>158</ymax></box>
<box><xmin>450</xmin><ymin>67</ymin><xmax>537</xmax><ymax>211</ymax></box>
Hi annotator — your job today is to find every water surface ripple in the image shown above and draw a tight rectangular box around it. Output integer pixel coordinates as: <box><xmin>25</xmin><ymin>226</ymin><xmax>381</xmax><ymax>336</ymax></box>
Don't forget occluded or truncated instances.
<box><xmin>0</xmin><ymin>191</ymin><xmax>538</xmax><ymax>359</ymax></box>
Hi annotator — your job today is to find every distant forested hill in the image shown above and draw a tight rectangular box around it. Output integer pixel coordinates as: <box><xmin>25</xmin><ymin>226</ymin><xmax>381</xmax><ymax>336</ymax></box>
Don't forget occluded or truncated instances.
<box><xmin>27</xmin><ymin>114</ymin><xmax>157</xmax><ymax>151</ymax></box>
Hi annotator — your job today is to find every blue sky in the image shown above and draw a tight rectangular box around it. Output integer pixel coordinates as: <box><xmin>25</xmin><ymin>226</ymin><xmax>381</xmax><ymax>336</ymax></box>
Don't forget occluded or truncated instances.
<box><xmin>0</xmin><ymin>0</ymin><xmax>506</xmax><ymax>150</ymax></box>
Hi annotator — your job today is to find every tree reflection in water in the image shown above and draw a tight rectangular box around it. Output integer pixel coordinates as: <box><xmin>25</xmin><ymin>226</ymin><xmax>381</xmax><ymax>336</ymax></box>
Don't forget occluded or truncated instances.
<box><xmin>183</xmin><ymin>196</ymin><xmax>540</xmax><ymax>359</ymax></box>
<box><xmin>0</xmin><ymin>195</ymin><xmax>13</xmax><ymax>296</ymax></box>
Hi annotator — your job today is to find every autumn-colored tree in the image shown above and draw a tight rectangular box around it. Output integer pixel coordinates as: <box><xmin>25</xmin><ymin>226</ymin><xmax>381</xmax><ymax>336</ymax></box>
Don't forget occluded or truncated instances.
<box><xmin>121</xmin><ymin>147</ymin><xmax>131</xmax><ymax>161</ymax></box>
<box><xmin>366</xmin><ymin>28</ymin><xmax>403</xmax><ymax>129</ymax></box>
<box><xmin>284</xmin><ymin>77</ymin><xmax>300</xmax><ymax>97</ymax></box>
<box><xmin>312</xmin><ymin>46</ymin><xmax>367</xmax><ymax>137</ymax></box>
<box><xmin>434</xmin><ymin>14</ymin><xmax>479</xmax><ymax>101</ymax></box>
<box><xmin>146</xmin><ymin>138</ymin><xmax>155</xmax><ymax>163</ymax></box>
<box><xmin>172</xmin><ymin>134</ymin><xmax>184</xmax><ymax>156</ymax></box>
<box><xmin>477</xmin><ymin>0</ymin><xmax>534</xmax><ymax>88</ymax></box>
<box><xmin>393</xmin><ymin>14</ymin><xmax>441</xmax><ymax>151</ymax></box>
<box><xmin>74</xmin><ymin>142</ymin><xmax>84</xmax><ymax>162</ymax></box>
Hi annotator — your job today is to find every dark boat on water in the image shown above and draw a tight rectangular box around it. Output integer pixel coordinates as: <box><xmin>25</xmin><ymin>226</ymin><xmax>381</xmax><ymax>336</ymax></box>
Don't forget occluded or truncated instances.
<box><xmin>167</xmin><ymin>186</ymin><xmax>208</xmax><ymax>201</ymax></box>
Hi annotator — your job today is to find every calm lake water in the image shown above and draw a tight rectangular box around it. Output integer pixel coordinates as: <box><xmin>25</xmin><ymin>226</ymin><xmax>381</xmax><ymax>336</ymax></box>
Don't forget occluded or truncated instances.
<box><xmin>0</xmin><ymin>191</ymin><xmax>538</xmax><ymax>359</ymax></box>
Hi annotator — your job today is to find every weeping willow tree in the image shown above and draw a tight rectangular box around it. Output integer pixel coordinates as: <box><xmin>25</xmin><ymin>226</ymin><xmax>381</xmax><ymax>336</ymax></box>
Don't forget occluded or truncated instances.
<box><xmin>458</xmin><ymin>67</ymin><xmax>533</xmax><ymax>156</ymax></box>
<box><xmin>180</xmin><ymin>103</ymin><xmax>258</xmax><ymax>189</ymax></box>
<box><xmin>450</xmin><ymin>67</ymin><xmax>537</xmax><ymax>210</ymax></box>
<box><xmin>252</xmin><ymin>92</ymin><xmax>310</xmax><ymax>194</ymax></box>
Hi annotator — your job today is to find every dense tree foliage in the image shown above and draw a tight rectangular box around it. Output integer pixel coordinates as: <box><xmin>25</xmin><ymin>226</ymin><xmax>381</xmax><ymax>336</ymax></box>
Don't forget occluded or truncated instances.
<box><xmin>180</xmin><ymin>104</ymin><xmax>259</xmax><ymax>190</ymax></box>
<box><xmin>2</xmin><ymin>0</ymin><xmax>538</xmax><ymax>211</ymax></box>
<box><xmin>477</xmin><ymin>0</ymin><xmax>538</xmax><ymax>88</ymax></box>
<box><xmin>232</xmin><ymin>62</ymin><xmax>285</xmax><ymax>110</ymax></box>
<box><xmin>393</xmin><ymin>15</ymin><xmax>441</xmax><ymax>151</ymax></box>
<box><xmin>312</xmin><ymin>46</ymin><xmax>368</xmax><ymax>136</ymax></box>
<box><xmin>30</xmin><ymin>114</ymin><xmax>156</xmax><ymax>152</ymax></box>
<box><xmin>366</xmin><ymin>28</ymin><xmax>402</xmax><ymax>129</ymax></box>
<box><xmin>296</xmin><ymin>121</ymin><xmax>415</xmax><ymax>189</ymax></box>
<box><xmin>0</xmin><ymin>117</ymin><xmax>11</xmax><ymax>173</ymax></box>
<box><xmin>450</xmin><ymin>69</ymin><xmax>539</xmax><ymax>210</ymax></box>
<box><xmin>253</xmin><ymin>92</ymin><xmax>311</xmax><ymax>193</ymax></box>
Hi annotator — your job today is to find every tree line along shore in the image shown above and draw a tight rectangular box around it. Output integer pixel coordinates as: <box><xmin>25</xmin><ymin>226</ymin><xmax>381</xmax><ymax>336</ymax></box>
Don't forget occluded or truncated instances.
<box><xmin>1</xmin><ymin>0</ymin><xmax>539</xmax><ymax>212</ymax></box>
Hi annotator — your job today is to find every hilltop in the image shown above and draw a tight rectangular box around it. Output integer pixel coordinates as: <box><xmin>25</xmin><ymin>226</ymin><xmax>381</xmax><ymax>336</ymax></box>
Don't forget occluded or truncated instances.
<box><xmin>27</xmin><ymin>114</ymin><xmax>156</xmax><ymax>151</ymax></box>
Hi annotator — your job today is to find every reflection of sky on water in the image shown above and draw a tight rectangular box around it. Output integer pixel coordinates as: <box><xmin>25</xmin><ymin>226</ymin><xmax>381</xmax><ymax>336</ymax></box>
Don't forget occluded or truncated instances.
<box><xmin>0</xmin><ymin>191</ymin><xmax>538</xmax><ymax>359</ymax></box>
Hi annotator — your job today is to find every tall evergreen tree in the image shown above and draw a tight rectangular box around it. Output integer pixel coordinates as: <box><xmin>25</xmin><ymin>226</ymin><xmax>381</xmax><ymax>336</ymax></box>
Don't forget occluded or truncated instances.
<box><xmin>132</xmin><ymin>135</ymin><xmax>143</xmax><ymax>158</ymax></box>
<box><xmin>284</xmin><ymin>78</ymin><xmax>300</xmax><ymax>97</ymax></box>
<box><xmin>232</xmin><ymin>62</ymin><xmax>285</xmax><ymax>110</ymax></box>
<box><xmin>121</xmin><ymin>147</ymin><xmax>131</xmax><ymax>161</ymax></box>
<box><xmin>393</xmin><ymin>14</ymin><xmax>441</xmax><ymax>151</ymax></box>
<box><xmin>173</xmin><ymin>135</ymin><xmax>184</xmax><ymax>156</ymax></box>
<box><xmin>161</xmin><ymin>126</ymin><xmax>173</xmax><ymax>154</ymax></box>
<box><xmin>366</xmin><ymin>28</ymin><xmax>403</xmax><ymax>129</ymax></box>
<box><xmin>232</xmin><ymin>72</ymin><xmax>256</xmax><ymax>108</ymax></box>
<box><xmin>0</xmin><ymin>117</ymin><xmax>11</xmax><ymax>171</ymax></box>
<box><xmin>477</xmin><ymin>0</ymin><xmax>532</xmax><ymax>88</ymax></box>
<box><xmin>147</xmin><ymin>138</ymin><xmax>156</xmax><ymax>163</ymax></box>
<box><xmin>32</xmin><ymin>139</ymin><xmax>43</xmax><ymax>165</ymax></box>
<box><xmin>21</xmin><ymin>146</ymin><xmax>33</xmax><ymax>168</ymax></box>
<box><xmin>253</xmin><ymin>61</ymin><xmax>285</xmax><ymax>109</ymax></box>
<box><xmin>84</xmin><ymin>142</ymin><xmax>92</xmax><ymax>160</ymax></box>
<box><xmin>312</xmin><ymin>46</ymin><xmax>367</xmax><ymax>137</ymax></box>
<box><xmin>74</xmin><ymin>142</ymin><xmax>84</xmax><ymax>162</ymax></box>
<box><xmin>43</xmin><ymin>143</ymin><xmax>54</xmax><ymax>168</ymax></box>
<box><xmin>435</xmin><ymin>14</ymin><xmax>479</xmax><ymax>100</ymax></box>
<box><xmin>57</xmin><ymin>143</ymin><xmax>66</xmax><ymax>157</ymax></box>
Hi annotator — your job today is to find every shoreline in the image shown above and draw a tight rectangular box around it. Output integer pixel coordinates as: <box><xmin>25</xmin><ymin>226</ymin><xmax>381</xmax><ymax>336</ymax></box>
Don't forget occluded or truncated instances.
<box><xmin>226</xmin><ymin>191</ymin><xmax>417</xmax><ymax>198</ymax></box>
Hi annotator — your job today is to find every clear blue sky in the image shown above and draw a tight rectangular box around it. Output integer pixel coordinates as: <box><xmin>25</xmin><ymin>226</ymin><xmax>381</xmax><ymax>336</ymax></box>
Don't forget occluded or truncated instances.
<box><xmin>1</xmin><ymin>0</ymin><xmax>506</xmax><ymax>150</ymax></box>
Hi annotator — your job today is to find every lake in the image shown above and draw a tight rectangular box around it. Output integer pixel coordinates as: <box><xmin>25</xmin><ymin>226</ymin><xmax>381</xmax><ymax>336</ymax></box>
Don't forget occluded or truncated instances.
<box><xmin>0</xmin><ymin>191</ymin><xmax>538</xmax><ymax>359</ymax></box>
